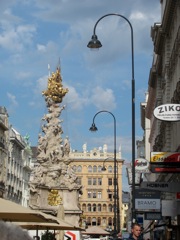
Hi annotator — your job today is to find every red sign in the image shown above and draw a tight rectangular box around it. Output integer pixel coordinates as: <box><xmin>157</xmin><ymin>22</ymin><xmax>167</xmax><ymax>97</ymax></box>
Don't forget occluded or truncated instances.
<box><xmin>176</xmin><ymin>192</ymin><xmax>180</xmax><ymax>199</ymax></box>
<box><xmin>65</xmin><ymin>231</ymin><xmax>76</xmax><ymax>240</ymax></box>
<box><xmin>150</xmin><ymin>165</ymin><xmax>180</xmax><ymax>173</ymax></box>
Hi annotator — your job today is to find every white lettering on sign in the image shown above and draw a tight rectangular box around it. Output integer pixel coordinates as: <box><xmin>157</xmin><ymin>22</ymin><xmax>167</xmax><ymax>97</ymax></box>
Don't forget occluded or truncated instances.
<box><xmin>135</xmin><ymin>199</ymin><xmax>160</xmax><ymax>210</ymax></box>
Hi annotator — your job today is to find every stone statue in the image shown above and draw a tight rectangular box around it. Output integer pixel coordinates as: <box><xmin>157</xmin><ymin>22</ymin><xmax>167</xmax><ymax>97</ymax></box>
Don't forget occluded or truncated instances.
<box><xmin>29</xmin><ymin>67</ymin><xmax>81</xmax><ymax>196</ymax></box>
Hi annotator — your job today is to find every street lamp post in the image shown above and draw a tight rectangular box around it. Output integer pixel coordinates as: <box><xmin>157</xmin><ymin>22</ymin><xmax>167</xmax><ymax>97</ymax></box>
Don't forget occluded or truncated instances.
<box><xmin>89</xmin><ymin>110</ymin><xmax>118</xmax><ymax>239</ymax></box>
<box><xmin>101</xmin><ymin>157</ymin><xmax>121</xmax><ymax>235</ymax></box>
<box><xmin>87</xmin><ymin>13</ymin><xmax>136</xmax><ymax>222</ymax></box>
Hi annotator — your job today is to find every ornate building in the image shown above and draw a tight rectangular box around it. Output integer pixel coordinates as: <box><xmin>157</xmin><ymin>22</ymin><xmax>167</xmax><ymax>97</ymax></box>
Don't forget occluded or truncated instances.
<box><xmin>142</xmin><ymin>0</ymin><xmax>180</xmax><ymax>239</ymax></box>
<box><xmin>69</xmin><ymin>143</ymin><xmax>124</xmax><ymax>233</ymax></box>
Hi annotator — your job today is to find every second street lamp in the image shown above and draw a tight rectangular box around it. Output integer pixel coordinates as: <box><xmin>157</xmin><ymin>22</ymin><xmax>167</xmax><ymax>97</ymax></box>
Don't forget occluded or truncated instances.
<box><xmin>89</xmin><ymin>110</ymin><xmax>119</xmax><ymax>239</ymax></box>
<box><xmin>87</xmin><ymin>13</ymin><xmax>136</xmax><ymax>222</ymax></box>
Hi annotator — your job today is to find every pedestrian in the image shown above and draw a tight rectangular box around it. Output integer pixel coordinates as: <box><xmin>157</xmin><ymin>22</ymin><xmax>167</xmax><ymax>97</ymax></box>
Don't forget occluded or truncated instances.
<box><xmin>128</xmin><ymin>223</ymin><xmax>141</xmax><ymax>240</ymax></box>
<box><xmin>0</xmin><ymin>221</ymin><xmax>33</xmax><ymax>240</ymax></box>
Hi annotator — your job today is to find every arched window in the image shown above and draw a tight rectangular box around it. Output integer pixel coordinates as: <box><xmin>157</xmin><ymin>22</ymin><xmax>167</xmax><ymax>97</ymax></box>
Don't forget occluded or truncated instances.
<box><xmin>103</xmin><ymin>204</ymin><xmax>107</xmax><ymax>212</ymax></box>
<box><xmin>108</xmin><ymin>166</ymin><xmax>113</xmax><ymax>173</ymax></box>
<box><xmin>97</xmin><ymin>217</ymin><xmax>101</xmax><ymax>226</ymax></box>
<box><xmin>93</xmin><ymin>165</ymin><xmax>97</xmax><ymax>172</ymax></box>
<box><xmin>77</xmin><ymin>165</ymin><xmax>82</xmax><ymax>172</ymax></box>
<box><xmin>108</xmin><ymin>204</ymin><xmax>113</xmax><ymax>212</ymax></box>
<box><xmin>92</xmin><ymin>217</ymin><xmax>96</xmax><ymax>226</ymax></box>
<box><xmin>87</xmin><ymin>217</ymin><xmax>91</xmax><ymax>226</ymax></box>
<box><xmin>87</xmin><ymin>204</ymin><xmax>91</xmax><ymax>212</ymax></box>
<box><xmin>82</xmin><ymin>204</ymin><xmax>86</xmax><ymax>212</ymax></box>
<box><xmin>98</xmin><ymin>165</ymin><xmax>102</xmax><ymax>172</ymax></box>
<box><xmin>93</xmin><ymin>204</ymin><xmax>96</xmax><ymax>212</ymax></box>
<box><xmin>108</xmin><ymin>217</ymin><xmax>113</xmax><ymax>227</ymax></box>
<box><xmin>72</xmin><ymin>165</ymin><xmax>77</xmax><ymax>172</ymax></box>
<box><xmin>97</xmin><ymin>204</ymin><xmax>101</xmax><ymax>212</ymax></box>
<box><xmin>88</xmin><ymin>166</ymin><xmax>92</xmax><ymax>173</ymax></box>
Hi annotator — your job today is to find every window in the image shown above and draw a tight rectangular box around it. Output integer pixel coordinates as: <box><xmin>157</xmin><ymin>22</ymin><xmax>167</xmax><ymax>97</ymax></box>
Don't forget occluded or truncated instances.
<box><xmin>92</xmin><ymin>217</ymin><xmax>96</xmax><ymax>226</ymax></box>
<box><xmin>82</xmin><ymin>204</ymin><xmax>86</xmax><ymax>212</ymax></box>
<box><xmin>88</xmin><ymin>166</ymin><xmax>92</xmax><ymax>173</ymax></box>
<box><xmin>98</xmin><ymin>178</ymin><xmax>102</xmax><ymax>185</ymax></box>
<box><xmin>108</xmin><ymin>166</ymin><xmax>113</xmax><ymax>173</ymax></box>
<box><xmin>97</xmin><ymin>217</ymin><xmax>101</xmax><ymax>226</ymax></box>
<box><xmin>108</xmin><ymin>178</ymin><xmax>113</xmax><ymax>185</ymax></box>
<box><xmin>93</xmin><ymin>178</ymin><xmax>97</xmax><ymax>185</ymax></box>
<box><xmin>97</xmin><ymin>204</ymin><xmax>101</xmax><ymax>211</ymax></box>
<box><xmin>88</xmin><ymin>178</ymin><xmax>92</xmax><ymax>185</ymax></box>
<box><xmin>103</xmin><ymin>204</ymin><xmax>107</xmax><ymax>211</ymax></box>
<box><xmin>93</xmin><ymin>204</ymin><xmax>96</xmax><ymax>212</ymax></box>
<box><xmin>77</xmin><ymin>165</ymin><xmax>82</xmax><ymax>172</ymax></box>
<box><xmin>108</xmin><ymin>192</ymin><xmax>113</xmax><ymax>201</ymax></box>
<box><xmin>97</xmin><ymin>191</ymin><xmax>102</xmax><ymax>199</ymax></box>
<box><xmin>76</xmin><ymin>177</ymin><xmax>81</xmax><ymax>185</ymax></box>
<box><xmin>108</xmin><ymin>217</ymin><xmax>113</xmax><ymax>226</ymax></box>
<box><xmin>93</xmin><ymin>191</ymin><xmax>97</xmax><ymax>198</ymax></box>
<box><xmin>88</xmin><ymin>191</ymin><xmax>92</xmax><ymax>198</ymax></box>
<box><xmin>87</xmin><ymin>217</ymin><xmax>91</xmax><ymax>226</ymax></box>
<box><xmin>87</xmin><ymin>204</ymin><xmax>91</xmax><ymax>211</ymax></box>
<box><xmin>93</xmin><ymin>165</ymin><xmax>97</xmax><ymax>172</ymax></box>
<box><xmin>98</xmin><ymin>165</ymin><xmax>102</xmax><ymax>172</ymax></box>
<box><xmin>108</xmin><ymin>204</ymin><xmax>113</xmax><ymax>212</ymax></box>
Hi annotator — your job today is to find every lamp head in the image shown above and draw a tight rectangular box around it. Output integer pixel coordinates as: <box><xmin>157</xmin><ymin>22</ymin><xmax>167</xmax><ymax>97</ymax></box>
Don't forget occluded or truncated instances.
<box><xmin>87</xmin><ymin>35</ymin><xmax>102</xmax><ymax>49</ymax></box>
<box><xmin>101</xmin><ymin>166</ymin><xmax>106</xmax><ymax>171</ymax></box>
<box><xmin>89</xmin><ymin>123</ymin><xmax>98</xmax><ymax>132</ymax></box>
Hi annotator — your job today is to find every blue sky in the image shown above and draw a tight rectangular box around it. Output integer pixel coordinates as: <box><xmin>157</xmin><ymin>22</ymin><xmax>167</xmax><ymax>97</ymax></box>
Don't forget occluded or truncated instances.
<box><xmin>0</xmin><ymin>0</ymin><xmax>161</xmax><ymax>190</ymax></box>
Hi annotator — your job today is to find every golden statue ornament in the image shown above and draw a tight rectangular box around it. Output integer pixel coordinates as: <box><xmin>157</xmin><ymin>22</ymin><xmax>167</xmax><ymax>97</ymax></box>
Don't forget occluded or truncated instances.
<box><xmin>42</xmin><ymin>67</ymin><xmax>68</xmax><ymax>103</ymax></box>
<box><xmin>47</xmin><ymin>189</ymin><xmax>62</xmax><ymax>206</ymax></box>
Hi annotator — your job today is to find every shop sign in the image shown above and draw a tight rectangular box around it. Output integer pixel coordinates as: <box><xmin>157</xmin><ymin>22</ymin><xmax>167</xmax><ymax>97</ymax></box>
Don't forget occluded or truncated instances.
<box><xmin>135</xmin><ymin>189</ymin><xmax>161</xmax><ymax>211</ymax></box>
<box><xmin>153</xmin><ymin>104</ymin><xmax>180</xmax><ymax>121</ymax></box>
<box><xmin>144</xmin><ymin>212</ymin><xmax>162</xmax><ymax>220</ymax></box>
<box><xmin>135</xmin><ymin>158</ymin><xmax>149</xmax><ymax>171</ymax></box>
<box><xmin>135</xmin><ymin>199</ymin><xmax>160</xmax><ymax>210</ymax></box>
<box><xmin>150</xmin><ymin>152</ymin><xmax>180</xmax><ymax>163</ymax></box>
<box><xmin>140</xmin><ymin>182</ymin><xmax>180</xmax><ymax>192</ymax></box>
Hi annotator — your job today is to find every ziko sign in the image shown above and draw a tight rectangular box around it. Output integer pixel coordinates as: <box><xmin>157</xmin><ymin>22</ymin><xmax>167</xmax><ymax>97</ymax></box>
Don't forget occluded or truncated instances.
<box><xmin>135</xmin><ymin>158</ymin><xmax>149</xmax><ymax>172</ymax></box>
<box><xmin>153</xmin><ymin>104</ymin><xmax>180</xmax><ymax>121</ymax></box>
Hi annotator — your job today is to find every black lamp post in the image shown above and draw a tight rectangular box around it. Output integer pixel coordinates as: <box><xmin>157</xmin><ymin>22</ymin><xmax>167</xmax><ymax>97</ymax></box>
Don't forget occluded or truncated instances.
<box><xmin>89</xmin><ymin>110</ymin><xmax>118</xmax><ymax>239</ymax></box>
<box><xmin>87</xmin><ymin>13</ymin><xmax>136</xmax><ymax>222</ymax></box>
<box><xmin>101</xmin><ymin>157</ymin><xmax>121</xmax><ymax>235</ymax></box>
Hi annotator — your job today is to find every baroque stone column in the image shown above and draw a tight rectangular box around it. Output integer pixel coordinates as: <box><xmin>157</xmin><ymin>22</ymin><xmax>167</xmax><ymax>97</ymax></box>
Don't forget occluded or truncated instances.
<box><xmin>29</xmin><ymin>67</ymin><xmax>82</xmax><ymax>227</ymax></box>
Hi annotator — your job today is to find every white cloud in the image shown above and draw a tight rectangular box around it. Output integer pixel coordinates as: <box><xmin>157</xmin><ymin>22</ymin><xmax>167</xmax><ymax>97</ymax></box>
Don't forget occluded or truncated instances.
<box><xmin>91</xmin><ymin>86</ymin><xmax>116</xmax><ymax>110</ymax></box>
<box><xmin>0</xmin><ymin>23</ymin><xmax>36</xmax><ymax>52</ymax></box>
<box><xmin>37</xmin><ymin>44</ymin><xmax>46</xmax><ymax>52</ymax></box>
<box><xmin>64</xmin><ymin>85</ymin><xmax>89</xmax><ymax>111</ymax></box>
<box><xmin>7</xmin><ymin>92</ymin><xmax>18</xmax><ymax>106</ymax></box>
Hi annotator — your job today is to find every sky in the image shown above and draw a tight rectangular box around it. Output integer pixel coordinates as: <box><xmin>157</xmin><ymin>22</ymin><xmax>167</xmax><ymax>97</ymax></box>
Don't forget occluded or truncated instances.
<box><xmin>0</xmin><ymin>0</ymin><xmax>161</xmax><ymax>191</ymax></box>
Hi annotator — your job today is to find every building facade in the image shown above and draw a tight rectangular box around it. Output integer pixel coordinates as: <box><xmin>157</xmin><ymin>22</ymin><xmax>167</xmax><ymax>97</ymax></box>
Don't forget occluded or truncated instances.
<box><xmin>140</xmin><ymin>0</ymin><xmax>180</xmax><ymax>239</ymax></box>
<box><xmin>69</xmin><ymin>143</ymin><xmax>124</xmax><ymax>233</ymax></box>
<box><xmin>0</xmin><ymin>107</ymin><xmax>9</xmax><ymax>197</ymax></box>
<box><xmin>0</xmin><ymin>106</ymin><xmax>32</xmax><ymax>206</ymax></box>
<box><xmin>6</xmin><ymin>127</ymin><xmax>32</xmax><ymax>206</ymax></box>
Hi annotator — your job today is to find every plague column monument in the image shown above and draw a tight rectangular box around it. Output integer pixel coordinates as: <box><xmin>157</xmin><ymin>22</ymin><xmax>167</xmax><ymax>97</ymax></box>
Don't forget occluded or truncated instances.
<box><xmin>29</xmin><ymin>67</ymin><xmax>82</xmax><ymax>227</ymax></box>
